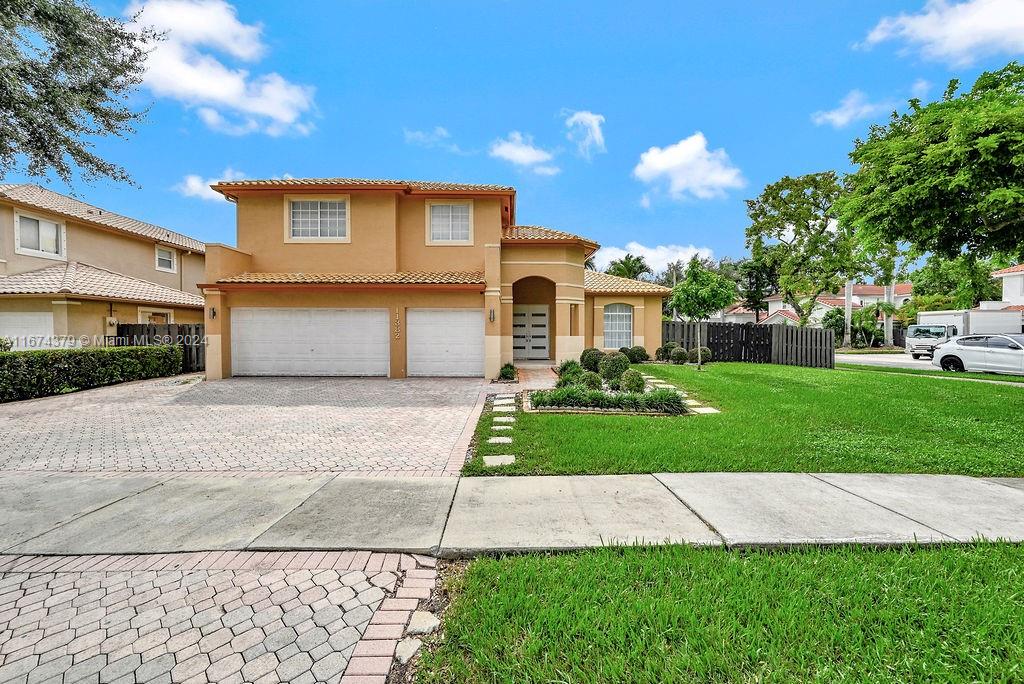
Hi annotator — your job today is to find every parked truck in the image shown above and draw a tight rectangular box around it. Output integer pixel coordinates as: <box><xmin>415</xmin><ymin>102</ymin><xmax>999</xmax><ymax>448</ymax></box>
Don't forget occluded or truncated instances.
<box><xmin>906</xmin><ymin>309</ymin><xmax>1023</xmax><ymax>358</ymax></box>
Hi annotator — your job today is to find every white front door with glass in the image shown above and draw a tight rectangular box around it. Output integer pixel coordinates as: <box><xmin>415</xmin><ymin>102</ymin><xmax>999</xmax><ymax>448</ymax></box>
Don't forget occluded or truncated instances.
<box><xmin>513</xmin><ymin>305</ymin><xmax>550</xmax><ymax>360</ymax></box>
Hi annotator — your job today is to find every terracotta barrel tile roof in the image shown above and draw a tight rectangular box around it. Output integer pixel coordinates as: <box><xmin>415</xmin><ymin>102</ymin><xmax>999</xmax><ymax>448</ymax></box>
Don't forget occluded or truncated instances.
<box><xmin>0</xmin><ymin>262</ymin><xmax>204</xmax><ymax>307</ymax></box>
<box><xmin>503</xmin><ymin>225</ymin><xmax>589</xmax><ymax>241</ymax></box>
<box><xmin>211</xmin><ymin>178</ymin><xmax>515</xmax><ymax>192</ymax></box>
<box><xmin>0</xmin><ymin>184</ymin><xmax>205</xmax><ymax>253</ymax></box>
<box><xmin>583</xmin><ymin>270</ymin><xmax>671</xmax><ymax>295</ymax></box>
<box><xmin>216</xmin><ymin>271</ymin><xmax>485</xmax><ymax>285</ymax></box>
<box><xmin>993</xmin><ymin>264</ymin><xmax>1024</xmax><ymax>276</ymax></box>
<box><xmin>1003</xmin><ymin>304</ymin><xmax>1024</xmax><ymax>311</ymax></box>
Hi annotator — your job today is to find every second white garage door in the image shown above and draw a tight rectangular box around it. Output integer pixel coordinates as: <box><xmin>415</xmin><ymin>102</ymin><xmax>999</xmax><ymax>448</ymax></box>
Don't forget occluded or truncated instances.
<box><xmin>231</xmin><ymin>308</ymin><xmax>389</xmax><ymax>376</ymax></box>
<box><xmin>407</xmin><ymin>308</ymin><xmax>484</xmax><ymax>377</ymax></box>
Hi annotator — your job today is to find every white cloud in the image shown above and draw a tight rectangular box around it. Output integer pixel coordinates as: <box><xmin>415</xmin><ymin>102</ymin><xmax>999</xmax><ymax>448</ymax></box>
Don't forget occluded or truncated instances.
<box><xmin>639</xmin><ymin>193</ymin><xmax>651</xmax><ymax>209</ymax></box>
<box><xmin>489</xmin><ymin>131</ymin><xmax>554</xmax><ymax>166</ymax></box>
<box><xmin>562</xmin><ymin>109</ymin><xmax>606</xmax><ymax>159</ymax></box>
<box><xmin>532</xmin><ymin>165</ymin><xmax>561</xmax><ymax>176</ymax></box>
<box><xmin>811</xmin><ymin>90</ymin><xmax>891</xmax><ymax>128</ymax></box>
<box><xmin>594</xmin><ymin>242</ymin><xmax>714</xmax><ymax>273</ymax></box>
<box><xmin>911</xmin><ymin>78</ymin><xmax>931</xmax><ymax>98</ymax></box>
<box><xmin>862</xmin><ymin>0</ymin><xmax>1024</xmax><ymax>66</ymax></box>
<box><xmin>127</xmin><ymin>0</ymin><xmax>315</xmax><ymax>135</ymax></box>
<box><xmin>632</xmin><ymin>132</ymin><xmax>744</xmax><ymax>201</ymax></box>
<box><xmin>403</xmin><ymin>126</ymin><xmax>466</xmax><ymax>154</ymax></box>
<box><xmin>174</xmin><ymin>167</ymin><xmax>245</xmax><ymax>201</ymax></box>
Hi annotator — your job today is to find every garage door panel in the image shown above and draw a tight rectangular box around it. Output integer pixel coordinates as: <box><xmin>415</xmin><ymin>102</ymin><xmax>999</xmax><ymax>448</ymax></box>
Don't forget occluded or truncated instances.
<box><xmin>231</xmin><ymin>308</ymin><xmax>389</xmax><ymax>376</ymax></box>
<box><xmin>407</xmin><ymin>309</ymin><xmax>484</xmax><ymax>377</ymax></box>
<box><xmin>0</xmin><ymin>312</ymin><xmax>54</xmax><ymax>350</ymax></box>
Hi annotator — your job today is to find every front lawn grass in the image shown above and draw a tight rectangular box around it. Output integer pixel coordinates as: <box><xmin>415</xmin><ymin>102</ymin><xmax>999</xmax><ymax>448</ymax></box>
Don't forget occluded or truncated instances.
<box><xmin>463</xmin><ymin>362</ymin><xmax>1024</xmax><ymax>476</ymax></box>
<box><xmin>837</xmin><ymin>361</ymin><xmax>1024</xmax><ymax>384</ymax></box>
<box><xmin>417</xmin><ymin>544</ymin><xmax>1024</xmax><ymax>684</ymax></box>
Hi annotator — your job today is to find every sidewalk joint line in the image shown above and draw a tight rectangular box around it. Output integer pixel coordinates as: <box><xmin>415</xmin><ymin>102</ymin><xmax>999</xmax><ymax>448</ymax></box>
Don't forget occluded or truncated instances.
<box><xmin>807</xmin><ymin>473</ymin><xmax>963</xmax><ymax>543</ymax></box>
<box><xmin>244</xmin><ymin>472</ymin><xmax>341</xmax><ymax>550</ymax></box>
<box><xmin>651</xmin><ymin>473</ymin><xmax>727</xmax><ymax>547</ymax></box>
<box><xmin>435</xmin><ymin>475</ymin><xmax>462</xmax><ymax>558</ymax></box>
<box><xmin>1</xmin><ymin>476</ymin><xmax>168</xmax><ymax>554</ymax></box>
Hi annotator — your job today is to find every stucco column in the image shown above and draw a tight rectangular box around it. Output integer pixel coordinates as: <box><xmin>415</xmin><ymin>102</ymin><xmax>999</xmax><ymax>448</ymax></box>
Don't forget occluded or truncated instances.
<box><xmin>204</xmin><ymin>289</ymin><xmax>227</xmax><ymax>380</ymax></box>
<box><xmin>883</xmin><ymin>283</ymin><xmax>894</xmax><ymax>346</ymax></box>
<box><xmin>843</xmin><ymin>280</ymin><xmax>853</xmax><ymax>346</ymax></box>
<box><xmin>50</xmin><ymin>299</ymin><xmax>75</xmax><ymax>343</ymax></box>
<box><xmin>592</xmin><ymin>301</ymin><xmax>605</xmax><ymax>349</ymax></box>
<box><xmin>484</xmin><ymin>243</ymin><xmax>502</xmax><ymax>378</ymax></box>
<box><xmin>632</xmin><ymin>300</ymin><xmax>646</xmax><ymax>349</ymax></box>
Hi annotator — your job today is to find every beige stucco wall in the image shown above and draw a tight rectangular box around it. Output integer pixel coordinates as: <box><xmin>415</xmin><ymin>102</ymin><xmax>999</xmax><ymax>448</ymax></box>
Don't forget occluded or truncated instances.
<box><xmin>585</xmin><ymin>294</ymin><xmax>664</xmax><ymax>357</ymax></box>
<box><xmin>0</xmin><ymin>202</ymin><xmax>204</xmax><ymax>295</ymax></box>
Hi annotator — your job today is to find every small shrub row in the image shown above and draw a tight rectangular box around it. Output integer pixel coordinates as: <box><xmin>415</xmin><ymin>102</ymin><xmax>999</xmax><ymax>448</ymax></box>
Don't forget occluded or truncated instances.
<box><xmin>0</xmin><ymin>345</ymin><xmax>183</xmax><ymax>402</ymax></box>
<box><xmin>530</xmin><ymin>386</ymin><xmax>685</xmax><ymax>414</ymax></box>
<box><xmin>661</xmin><ymin>344</ymin><xmax>715</xmax><ymax>364</ymax></box>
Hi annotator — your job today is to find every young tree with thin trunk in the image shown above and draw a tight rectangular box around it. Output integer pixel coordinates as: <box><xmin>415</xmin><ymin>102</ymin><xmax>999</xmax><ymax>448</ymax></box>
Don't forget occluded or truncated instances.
<box><xmin>670</xmin><ymin>257</ymin><xmax>737</xmax><ymax>370</ymax></box>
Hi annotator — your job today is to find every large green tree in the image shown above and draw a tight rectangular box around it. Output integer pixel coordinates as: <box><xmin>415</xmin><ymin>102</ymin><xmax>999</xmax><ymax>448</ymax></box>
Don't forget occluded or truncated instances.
<box><xmin>606</xmin><ymin>254</ymin><xmax>652</xmax><ymax>281</ymax></box>
<box><xmin>746</xmin><ymin>171</ymin><xmax>858</xmax><ymax>326</ymax></box>
<box><xmin>840</xmin><ymin>62</ymin><xmax>1024</xmax><ymax>260</ymax></box>
<box><xmin>737</xmin><ymin>256</ymin><xmax>778</xmax><ymax>321</ymax></box>
<box><xmin>909</xmin><ymin>253</ymin><xmax>1010</xmax><ymax>308</ymax></box>
<box><xmin>670</xmin><ymin>257</ymin><xmax>736</xmax><ymax>369</ymax></box>
<box><xmin>1</xmin><ymin>0</ymin><xmax>156</xmax><ymax>183</ymax></box>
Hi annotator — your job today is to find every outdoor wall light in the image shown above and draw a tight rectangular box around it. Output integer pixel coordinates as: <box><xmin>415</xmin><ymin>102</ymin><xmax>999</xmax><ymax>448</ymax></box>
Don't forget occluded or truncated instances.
<box><xmin>209</xmin><ymin>307</ymin><xmax>217</xmax><ymax>319</ymax></box>
<box><xmin>489</xmin><ymin>308</ymin><xmax>495</xmax><ymax>322</ymax></box>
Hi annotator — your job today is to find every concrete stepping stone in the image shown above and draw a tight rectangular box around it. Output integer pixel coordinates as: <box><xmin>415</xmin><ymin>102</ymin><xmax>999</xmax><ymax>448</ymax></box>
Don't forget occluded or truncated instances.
<box><xmin>493</xmin><ymin>398</ymin><xmax>515</xmax><ymax>405</ymax></box>
<box><xmin>493</xmin><ymin>406</ymin><xmax>516</xmax><ymax>413</ymax></box>
<box><xmin>495</xmin><ymin>394</ymin><xmax>515</xmax><ymax>399</ymax></box>
<box><xmin>691</xmin><ymin>406</ymin><xmax>720</xmax><ymax>414</ymax></box>
<box><xmin>684</xmin><ymin>399</ymin><xmax>702</xmax><ymax>406</ymax></box>
<box><xmin>396</xmin><ymin>637</ymin><xmax>422</xmax><ymax>664</ymax></box>
<box><xmin>483</xmin><ymin>455</ymin><xmax>516</xmax><ymax>467</ymax></box>
<box><xmin>492</xmin><ymin>425</ymin><xmax>512</xmax><ymax>431</ymax></box>
<box><xmin>406</xmin><ymin>611</ymin><xmax>440</xmax><ymax>636</ymax></box>
<box><xmin>487</xmin><ymin>436</ymin><xmax>512</xmax><ymax>444</ymax></box>
<box><xmin>493</xmin><ymin>416</ymin><xmax>516</xmax><ymax>423</ymax></box>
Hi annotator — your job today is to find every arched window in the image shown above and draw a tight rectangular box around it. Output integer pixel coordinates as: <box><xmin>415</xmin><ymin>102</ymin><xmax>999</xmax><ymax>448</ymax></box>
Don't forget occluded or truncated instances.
<box><xmin>604</xmin><ymin>304</ymin><xmax>633</xmax><ymax>349</ymax></box>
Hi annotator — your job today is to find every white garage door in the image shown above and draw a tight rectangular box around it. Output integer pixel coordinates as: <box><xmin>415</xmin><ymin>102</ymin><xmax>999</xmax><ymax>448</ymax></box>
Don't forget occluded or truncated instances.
<box><xmin>407</xmin><ymin>308</ymin><xmax>484</xmax><ymax>377</ymax></box>
<box><xmin>0</xmin><ymin>312</ymin><xmax>54</xmax><ymax>350</ymax></box>
<box><xmin>231</xmin><ymin>308</ymin><xmax>389</xmax><ymax>376</ymax></box>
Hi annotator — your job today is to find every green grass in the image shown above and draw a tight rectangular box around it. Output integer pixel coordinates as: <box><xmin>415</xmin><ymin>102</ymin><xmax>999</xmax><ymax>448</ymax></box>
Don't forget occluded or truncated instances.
<box><xmin>837</xmin><ymin>362</ymin><xmax>1024</xmax><ymax>384</ymax></box>
<box><xmin>463</xmin><ymin>362</ymin><xmax>1024</xmax><ymax>477</ymax></box>
<box><xmin>417</xmin><ymin>545</ymin><xmax>1024</xmax><ymax>684</ymax></box>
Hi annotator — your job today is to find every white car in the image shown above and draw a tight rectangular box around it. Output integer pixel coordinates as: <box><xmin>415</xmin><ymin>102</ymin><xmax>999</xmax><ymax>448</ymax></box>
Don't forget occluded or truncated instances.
<box><xmin>932</xmin><ymin>334</ymin><xmax>1024</xmax><ymax>375</ymax></box>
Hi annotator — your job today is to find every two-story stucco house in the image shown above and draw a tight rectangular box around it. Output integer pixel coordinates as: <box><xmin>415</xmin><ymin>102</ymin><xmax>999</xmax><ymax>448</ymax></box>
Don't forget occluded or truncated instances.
<box><xmin>983</xmin><ymin>264</ymin><xmax>1024</xmax><ymax>328</ymax></box>
<box><xmin>0</xmin><ymin>184</ymin><xmax>205</xmax><ymax>348</ymax></box>
<box><xmin>201</xmin><ymin>178</ymin><xmax>668</xmax><ymax>380</ymax></box>
<box><xmin>759</xmin><ymin>283</ymin><xmax>913</xmax><ymax>326</ymax></box>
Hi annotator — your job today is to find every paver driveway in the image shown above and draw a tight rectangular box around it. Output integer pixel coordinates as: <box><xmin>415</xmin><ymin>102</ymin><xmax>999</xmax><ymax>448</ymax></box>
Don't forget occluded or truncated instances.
<box><xmin>0</xmin><ymin>377</ymin><xmax>485</xmax><ymax>474</ymax></box>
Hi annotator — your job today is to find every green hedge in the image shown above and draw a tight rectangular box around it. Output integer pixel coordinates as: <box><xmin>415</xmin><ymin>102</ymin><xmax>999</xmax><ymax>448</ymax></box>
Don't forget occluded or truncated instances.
<box><xmin>0</xmin><ymin>345</ymin><xmax>183</xmax><ymax>402</ymax></box>
<box><xmin>530</xmin><ymin>387</ymin><xmax>686</xmax><ymax>414</ymax></box>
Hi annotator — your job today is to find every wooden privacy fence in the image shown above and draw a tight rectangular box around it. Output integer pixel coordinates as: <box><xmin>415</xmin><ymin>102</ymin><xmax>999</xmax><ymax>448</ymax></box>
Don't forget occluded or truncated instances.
<box><xmin>662</xmin><ymin>321</ymin><xmax>834</xmax><ymax>369</ymax></box>
<box><xmin>112</xmin><ymin>323</ymin><xmax>206</xmax><ymax>373</ymax></box>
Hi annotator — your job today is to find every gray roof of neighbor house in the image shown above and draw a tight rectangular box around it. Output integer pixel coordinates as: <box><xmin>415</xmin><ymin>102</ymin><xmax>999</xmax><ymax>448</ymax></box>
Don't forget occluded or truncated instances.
<box><xmin>0</xmin><ymin>262</ymin><xmax>204</xmax><ymax>308</ymax></box>
<box><xmin>211</xmin><ymin>178</ymin><xmax>515</xmax><ymax>194</ymax></box>
<box><xmin>0</xmin><ymin>184</ymin><xmax>205</xmax><ymax>253</ymax></box>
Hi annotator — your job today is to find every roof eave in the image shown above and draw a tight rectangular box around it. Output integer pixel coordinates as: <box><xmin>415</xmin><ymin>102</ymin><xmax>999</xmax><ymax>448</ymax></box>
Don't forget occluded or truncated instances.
<box><xmin>202</xmin><ymin>282</ymin><xmax>485</xmax><ymax>291</ymax></box>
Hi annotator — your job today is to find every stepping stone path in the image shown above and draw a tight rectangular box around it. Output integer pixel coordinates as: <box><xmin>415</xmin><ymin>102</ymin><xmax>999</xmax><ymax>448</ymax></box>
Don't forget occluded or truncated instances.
<box><xmin>640</xmin><ymin>374</ymin><xmax>717</xmax><ymax>415</ymax></box>
<box><xmin>492</xmin><ymin>406</ymin><xmax>516</xmax><ymax>413</ymax></box>
<box><xmin>484</xmin><ymin>394</ymin><xmax>520</xmax><ymax>467</ymax></box>
<box><xmin>484</xmin><ymin>455</ymin><xmax>516</xmax><ymax>466</ymax></box>
<box><xmin>487</xmin><ymin>436</ymin><xmax>512</xmax><ymax>444</ymax></box>
<box><xmin>493</xmin><ymin>416</ymin><xmax>515</xmax><ymax>423</ymax></box>
<box><xmin>492</xmin><ymin>425</ymin><xmax>513</xmax><ymax>431</ymax></box>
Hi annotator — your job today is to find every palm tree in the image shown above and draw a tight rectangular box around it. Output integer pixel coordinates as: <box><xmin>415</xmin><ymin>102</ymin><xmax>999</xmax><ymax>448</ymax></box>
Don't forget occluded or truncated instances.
<box><xmin>606</xmin><ymin>254</ymin><xmax>652</xmax><ymax>281</ymax></box>
<box><xmin>851</xmin><ymin>301</ymin><xmax>898</xmax><ymax>347</ymax></box>
<box><xmin>584</xmin><ymin>255</ymin><xmax>597</xmax><ymax>270</ymax></box>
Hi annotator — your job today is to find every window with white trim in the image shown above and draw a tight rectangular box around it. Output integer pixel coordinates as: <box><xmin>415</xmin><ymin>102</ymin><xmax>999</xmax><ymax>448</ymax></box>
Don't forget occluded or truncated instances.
<box><xmin>428</xmin><ymin>202</ymin><xmax>472</xmax><ymax>243</ymax></box>
<box><xmin>155</xmin><ymin>246</ymin><xmax>176</xmax><ymax>273</ymax></box>
<box><xmin>603</xmin><ymin>304</ymin><xmax>633</xmax><ymax>349</ymax></box>
<box><xmin>289</xmin><ymin>200</ymin><xmax>348</xmax><ymax>239</ymax></box>
<box><xmin>17</xmin><ymin>214</ymin><xmax>64</xmax><ymax>258</ymax></box>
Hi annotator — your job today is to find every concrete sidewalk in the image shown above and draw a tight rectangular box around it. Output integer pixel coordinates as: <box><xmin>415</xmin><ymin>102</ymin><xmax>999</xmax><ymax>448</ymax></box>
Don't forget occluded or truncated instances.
<box><xmin>2</xmin><ymin>472</ymin><xmax>1023</xmax><ymax>557</ymax></box>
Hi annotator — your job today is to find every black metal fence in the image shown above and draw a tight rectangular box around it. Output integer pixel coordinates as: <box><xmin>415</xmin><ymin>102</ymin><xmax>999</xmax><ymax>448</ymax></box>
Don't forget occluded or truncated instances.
<box><xmin>112</xmin><ymin>323</ymin><xmax>205</xmax><ymax>373</ymax></box>
<box><xmin>662</xmin><ymin>321</ymin><xmax>834</xmax><ymax>369</ymax></box>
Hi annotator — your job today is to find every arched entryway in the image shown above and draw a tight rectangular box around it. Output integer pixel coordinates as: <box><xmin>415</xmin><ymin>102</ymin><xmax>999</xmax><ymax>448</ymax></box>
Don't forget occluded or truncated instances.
<box><xmin>512</xmin><ymin>276</ymin><xmax>555</xmax><ymax>361</ymax></box>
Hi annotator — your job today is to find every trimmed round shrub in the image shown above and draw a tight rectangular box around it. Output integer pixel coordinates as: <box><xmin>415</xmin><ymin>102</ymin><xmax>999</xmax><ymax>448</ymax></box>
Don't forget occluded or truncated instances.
<box><xmin>687</xmin><ymin>346</ymin><xmax>713</xmax><ymax>364</ymax></box>
<box><xmin>598</xmin><ymin>351</ymin><xmax>631</xmax><ymax>382</ymax></box>
<box><xmin>618</xmin><ymin>347</ymin><xmax>631</xmax><ymax>356</ymax></box>
<box><xmin>626</xmin><ymin>345</ymin><xmax>650</xmax><ymax>364</ymax></box>
<box><xmin>580</xmin><ymin>370</ymin><xmax>603</xmax><ymax>390</ymax></box>
<box><xmin>556</xmin><ymin>359</ymin><xmax>582</xmax><ymax>377</ymax></box>
<box><xmin>670</xmin><ymin>347</ymin><xmax>688</xmax><ymax>364</ymax></box>
<box><xmin>656</xmin><ymin>341</ymin><xmax>679</xmax><ymax>361</ymax></box>
<box><xmin>498</xmin><ymin>363</ymin><xmax>517</xmax><ymax>381</ymax></box>
<box><xmin>620</xmin><ymin>368</ymin><xmax>645</xmax><ymax>393</ymax></box>
<box><xmin>580</xmin><ymin>347</ymin><xmax>604</xmax><ymax>372</ymax></box>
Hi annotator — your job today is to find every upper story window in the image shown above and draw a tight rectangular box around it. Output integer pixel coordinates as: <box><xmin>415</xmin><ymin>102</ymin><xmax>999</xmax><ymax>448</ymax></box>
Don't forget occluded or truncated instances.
<box><xmin>155</xmin><ymin>246</ymin><xmax>177</xmax><ymax>273</ymax></box>
<box><xmin>15</xmin><ymin>212</ymin><xmax>66</xmax><ymax>260</ymax></box>
<box><xmin>287</xmin><ymin>197</ymin><xmax>349</xmax><ymax>241</ymax></box>
<box><xmin>603</xmin><ymin>303</ymin><xmax>633</xmax><ymax>349</ymax></box>
<box><xmin>426</xmin><ymin>201</ymin><xmax>473</xmax><ymax>245</ymax></box>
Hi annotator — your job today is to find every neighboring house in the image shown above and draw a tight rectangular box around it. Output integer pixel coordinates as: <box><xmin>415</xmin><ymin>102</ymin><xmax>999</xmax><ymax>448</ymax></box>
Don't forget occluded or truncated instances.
<box><xmin>760</xmin><ymin>283</ymin><xmax>912</xmax><ymax>327</ymax></box>
<box><xmin>714</xmin><ymin>303</ymin><xmax>765</xmax><ymax>324</ymax></box>
<box><xmin>201</xmin><ymin>178</ymin><xmax>668</xmax><ymax>380</ymax></box>
<box><xmin>978</xmin><ymin>265</ymin><xmax>1024</xmax><ymax>327</ymax></box>
<box><xmin>0</xmin><ymin>184</ymin><xmax>205</xmax><ymax>349</ymax></box>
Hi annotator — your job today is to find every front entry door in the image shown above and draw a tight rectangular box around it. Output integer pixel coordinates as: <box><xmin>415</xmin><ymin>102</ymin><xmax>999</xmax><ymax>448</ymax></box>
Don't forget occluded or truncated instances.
<box><xmin>513</xmin><ymin>305</ymin><xmax>550</xmax><ymax>360</ymax></box>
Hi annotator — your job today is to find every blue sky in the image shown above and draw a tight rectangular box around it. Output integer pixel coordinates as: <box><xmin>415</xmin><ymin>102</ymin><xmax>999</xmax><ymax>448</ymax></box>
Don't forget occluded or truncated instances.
<box><xmin>7</xmin><ymin>0</ymin><xmax>1024</xmax><ymax>271</ymax></box>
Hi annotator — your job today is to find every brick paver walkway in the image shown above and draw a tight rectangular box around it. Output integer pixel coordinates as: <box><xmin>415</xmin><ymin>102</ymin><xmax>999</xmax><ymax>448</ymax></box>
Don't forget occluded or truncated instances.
<box><xmin>0</xmin><ymin>551</ymin><xmax>438</xmax><ymax>684</ymax></box>
<box><xmin>0</xmin><ymin>377</ymin><xmax>486</xmax><ymax>474</ymax></box>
